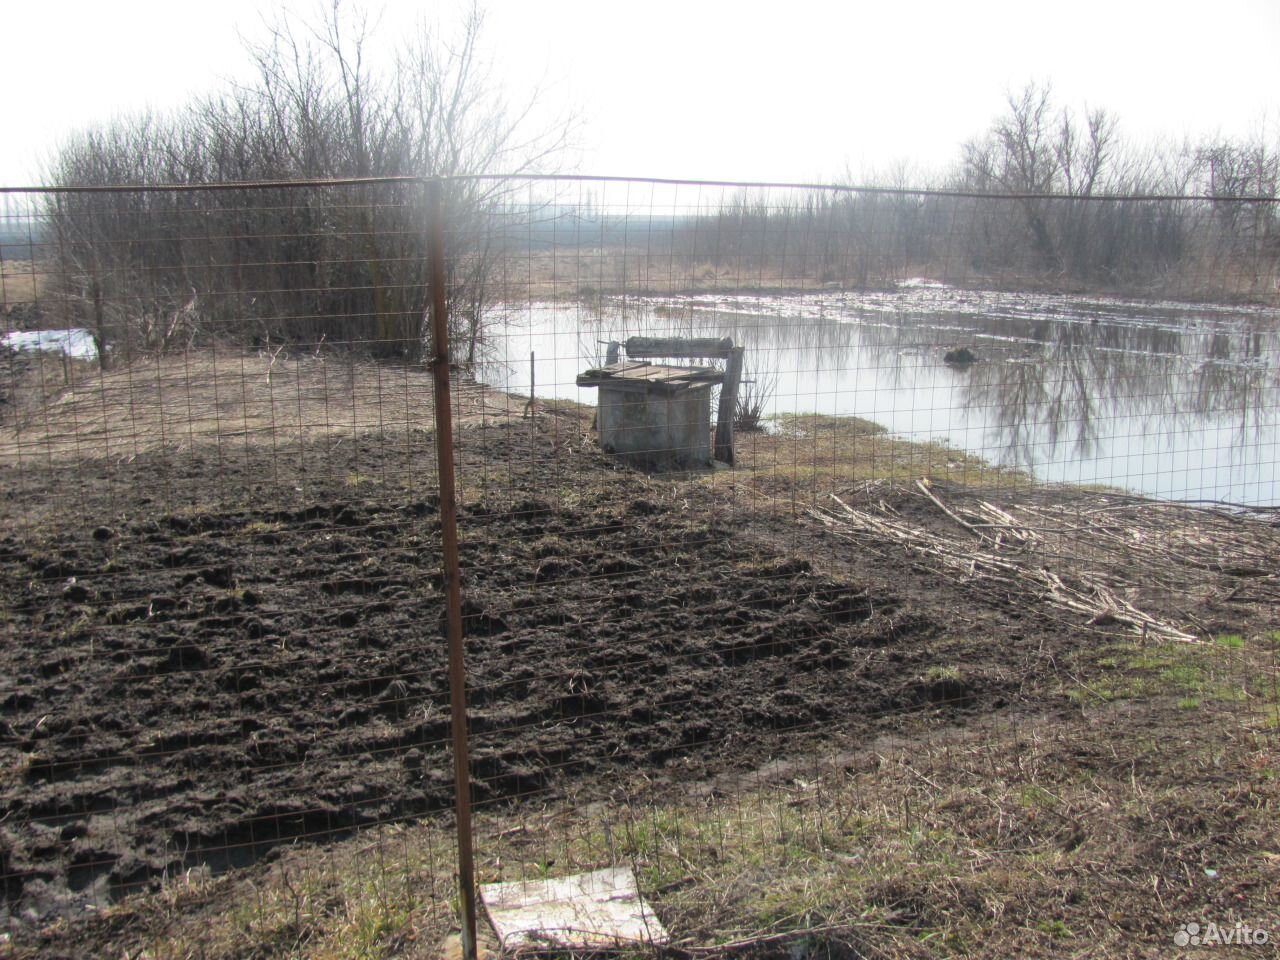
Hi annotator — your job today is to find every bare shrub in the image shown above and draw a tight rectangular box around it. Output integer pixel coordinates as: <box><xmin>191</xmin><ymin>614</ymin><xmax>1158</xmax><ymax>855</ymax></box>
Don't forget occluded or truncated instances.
<box><xmin>41</xmin><ymin>2</ymin><xmax>573</xmax><ymax>361</ymax></box>
<box><xmin>733</xmin><ymin>360</ymin><xmax>777</xmax><ymax>433</ymax></box>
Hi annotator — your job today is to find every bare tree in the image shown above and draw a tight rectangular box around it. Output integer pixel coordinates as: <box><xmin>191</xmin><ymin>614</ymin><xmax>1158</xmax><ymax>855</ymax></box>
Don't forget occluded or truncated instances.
<box><xmin>1196</xmin><ymin>137</ymin><xmax>1279</xmax><ymax>251</ymax></box>
<box><xmin>42</xmin><ymin>1</ymin><xmax>574</xmax><ymax>361</ymax></box>
<box><xmin>960</xmin><ymin>83</ymin><xmax>1064</xmax><ymax>268</ymax></box>
<box><xmin>955</xmin><ymin>82</ymin><xmax>1206</xmax><ymax>284</ymax></box>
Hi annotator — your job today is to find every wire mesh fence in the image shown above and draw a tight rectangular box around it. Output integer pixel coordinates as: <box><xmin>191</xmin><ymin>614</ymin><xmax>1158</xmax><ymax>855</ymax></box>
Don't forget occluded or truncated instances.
<box><xmin>1</xmin><ymin>177</ymin><xmax>1278</xmax><ymax>958</ymax></box>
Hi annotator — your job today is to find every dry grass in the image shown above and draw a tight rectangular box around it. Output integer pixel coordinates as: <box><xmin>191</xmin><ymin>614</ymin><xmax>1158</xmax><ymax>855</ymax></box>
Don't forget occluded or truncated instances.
<box><xmin>502</xmin><ymin>248</ymin><xmax>1280</xmax><ymax>304</ymax></box>
<box><xmin>0</xmin><ymin>349</ymin><xmax>529</xmax><ymax>465</ymax></box>
<box><xmin>0</xmin><ymin>354</ymin><xmax>1022</xmax><ymax>489</ymax></box>
<box><xmin>0</xmin><ymin>259</ymin><xmax>44</xmax><ymax>305</ymax></box>
<box><xmin>507</xmin><ymin>251</ymin><xmax>892</xmax><ymax>300</ymax></box>
<box><xmin>719</xmin><ymin>413</ymin><xmax>1028</xmax><ymax>501</ymax></box>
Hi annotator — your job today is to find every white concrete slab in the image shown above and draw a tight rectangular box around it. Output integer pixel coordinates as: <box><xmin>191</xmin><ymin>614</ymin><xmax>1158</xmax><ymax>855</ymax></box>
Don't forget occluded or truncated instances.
<box><xmin>480</xmin><ymin>866</ymin><xmax>669</xmax><ymax>952</ymax></box>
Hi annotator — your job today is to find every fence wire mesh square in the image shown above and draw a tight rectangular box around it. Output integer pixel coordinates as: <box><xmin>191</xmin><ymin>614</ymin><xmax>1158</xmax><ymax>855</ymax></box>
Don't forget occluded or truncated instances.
<box><xmin>1</xmin><ymin>178</ymin><xmax>1278</xmax><ymax>958</ymax></box>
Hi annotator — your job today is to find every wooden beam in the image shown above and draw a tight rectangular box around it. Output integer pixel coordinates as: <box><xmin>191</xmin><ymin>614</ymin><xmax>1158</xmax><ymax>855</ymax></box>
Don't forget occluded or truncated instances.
<box><xmin>714</xmin><ymin>345</ymin><xmax>744</xmax><ymax>465</ymax></box>
<box><xmin>626</xmin><ymin>336</ymin><xmax>734</xmax><ymax>360</ymax></box>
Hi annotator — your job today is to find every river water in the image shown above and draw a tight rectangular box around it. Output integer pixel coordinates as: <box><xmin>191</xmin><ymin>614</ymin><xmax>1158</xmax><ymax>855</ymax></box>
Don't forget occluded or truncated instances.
<box><xmin>477</xmin><ymin>285</ymin><xmax>1280</xmax><ymax>506</ymax></box>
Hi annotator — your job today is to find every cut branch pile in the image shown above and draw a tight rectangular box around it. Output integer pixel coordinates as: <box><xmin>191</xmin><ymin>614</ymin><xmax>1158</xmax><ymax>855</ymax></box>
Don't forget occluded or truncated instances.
<box><xmin>807</xmin><ymin>479</ymin><xmax>1280</xmax><ymax>644</ymax></box>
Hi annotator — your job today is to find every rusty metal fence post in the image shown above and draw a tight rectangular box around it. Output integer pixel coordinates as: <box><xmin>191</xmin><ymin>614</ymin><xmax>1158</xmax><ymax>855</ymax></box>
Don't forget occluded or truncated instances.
<box><xmin>427</xmin><ymin>177</ymin><xmax>479</xmax><ymax>960</ymax></box>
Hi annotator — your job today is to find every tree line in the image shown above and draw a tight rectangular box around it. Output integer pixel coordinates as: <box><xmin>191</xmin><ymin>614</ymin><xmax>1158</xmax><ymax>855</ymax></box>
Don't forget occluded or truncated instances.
<box><xmin>38</xmin><ymin>32</ymin><xmax>1280</xmax><ymax>366</ymax></box>
<box><xmin>664</xmin><ymin>85</ymin><xmax>1277</xmax><ymax>299</ymax></box>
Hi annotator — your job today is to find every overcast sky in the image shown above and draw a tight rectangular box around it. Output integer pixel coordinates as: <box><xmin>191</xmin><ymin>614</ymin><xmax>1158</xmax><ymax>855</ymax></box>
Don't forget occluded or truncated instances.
<box><xmin>3</xmin><ymin>0</ymin><xmax>1278</xmax><ymax>188</ymax></box>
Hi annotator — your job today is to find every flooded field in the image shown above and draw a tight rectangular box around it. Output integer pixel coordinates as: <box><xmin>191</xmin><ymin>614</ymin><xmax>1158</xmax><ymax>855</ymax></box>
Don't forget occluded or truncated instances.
<box><xmin>479</xmin><ymin>285</ymin><xmax>1280</xmax><ymax>505</ymax></box>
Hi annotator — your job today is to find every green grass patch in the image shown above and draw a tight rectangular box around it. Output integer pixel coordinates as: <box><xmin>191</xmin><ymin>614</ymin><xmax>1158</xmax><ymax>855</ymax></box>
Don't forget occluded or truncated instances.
<box><xmin>1068</xmin><ymin>635</ymin><xmax>1271</xmax><ymax>709</ymax></box>
<box><xmin>722</xmin><ymin>413</ymin><xmax>1032</xmax><ymax>491</ymax></box>
<box><xmin>1035</xmin><ymin>919</ymin><xmax>1074</xmax><ymax>939</ymax></box>
<box><xmin>1018</xmin><ymin>784</ymin><xmax>1060</xmax><ymax>811</ymax></box>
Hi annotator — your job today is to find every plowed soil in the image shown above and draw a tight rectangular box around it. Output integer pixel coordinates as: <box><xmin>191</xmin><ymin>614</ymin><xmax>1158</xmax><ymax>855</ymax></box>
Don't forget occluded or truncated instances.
<box><xmin>0</xmin><ymin>415</ymin><xmax>1272</xmax><ymax>937</ymax></box>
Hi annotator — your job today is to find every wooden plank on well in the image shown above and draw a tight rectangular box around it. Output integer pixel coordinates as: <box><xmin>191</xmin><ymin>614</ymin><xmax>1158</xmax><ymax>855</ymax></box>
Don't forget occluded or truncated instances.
<box><xmin>612</xmin><ymin>364</ymin><xmax>683</xmax><ymax>382</ymax></box>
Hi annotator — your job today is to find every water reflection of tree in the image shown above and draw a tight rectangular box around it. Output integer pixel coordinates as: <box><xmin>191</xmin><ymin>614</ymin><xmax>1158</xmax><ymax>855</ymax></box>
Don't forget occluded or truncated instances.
<box><xmin>1190</xmin><ymin>323</ymin><xmax>1275</xmax><ymax>451</ymax></box>
<box><xmin>853</xmin><ymin>301</ymin><xmax>1279</xmax><ymax>469</ymax></box>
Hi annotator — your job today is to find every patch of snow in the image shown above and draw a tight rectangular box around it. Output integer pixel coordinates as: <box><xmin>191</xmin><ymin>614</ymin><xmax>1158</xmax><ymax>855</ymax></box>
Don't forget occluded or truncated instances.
<box><xmin>2</xmin><ymin>329</ymin><xmax>98</xmax><ymax>360</ymax></box>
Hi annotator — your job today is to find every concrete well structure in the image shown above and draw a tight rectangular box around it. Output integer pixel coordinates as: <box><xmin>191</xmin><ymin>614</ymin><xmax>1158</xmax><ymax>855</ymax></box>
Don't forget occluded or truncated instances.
<box><xmin>576</xmin><ymin>362</ymin><xmax>725</xmax><ymax>470</ymax></box>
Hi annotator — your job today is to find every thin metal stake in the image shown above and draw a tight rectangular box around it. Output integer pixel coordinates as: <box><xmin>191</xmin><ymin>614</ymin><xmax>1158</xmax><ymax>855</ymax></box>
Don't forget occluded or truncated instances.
<box><xmin>427</xmin><ymin>179</ymin><xmax>479</xmax><ymax>960</ymax></box>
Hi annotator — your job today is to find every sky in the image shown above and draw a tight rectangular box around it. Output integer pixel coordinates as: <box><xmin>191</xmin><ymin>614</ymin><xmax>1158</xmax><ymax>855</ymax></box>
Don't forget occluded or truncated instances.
<box><xmin>2</xmin><ymin>0</ymin><xmax>1278</xmax><ymax>188</ymax></box>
